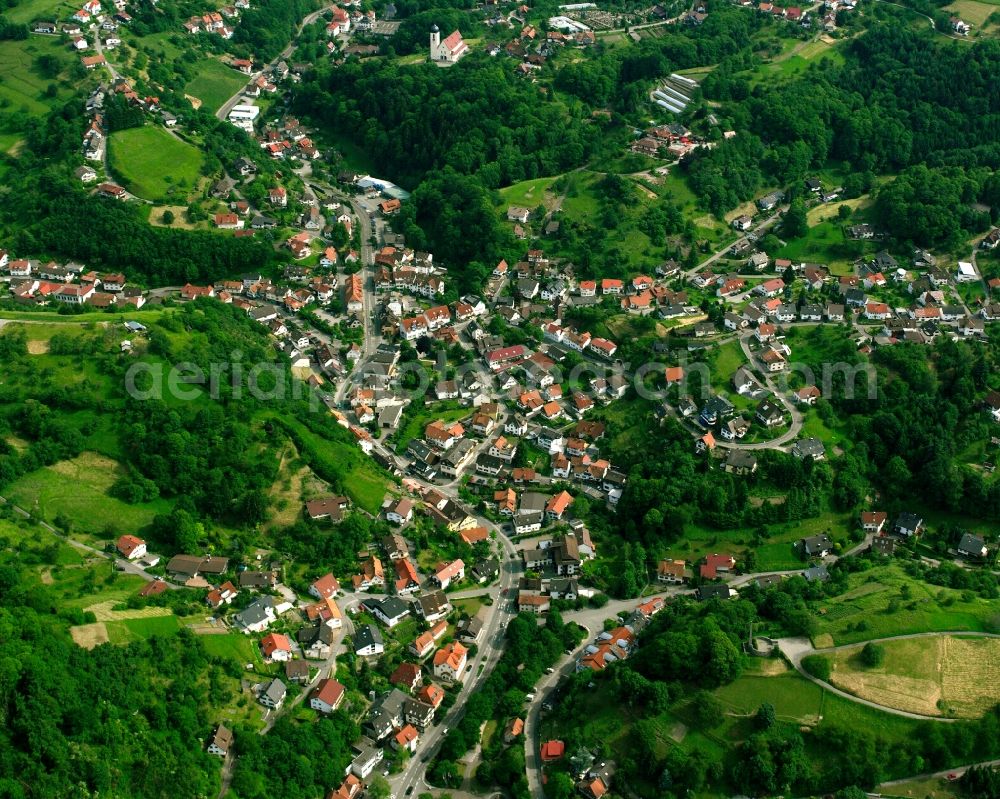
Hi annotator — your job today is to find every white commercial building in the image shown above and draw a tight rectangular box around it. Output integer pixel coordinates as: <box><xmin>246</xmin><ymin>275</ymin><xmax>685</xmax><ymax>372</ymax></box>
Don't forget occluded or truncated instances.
<box><xmin>228</xmin><ymin>104</ymin><xmax>260</xmax><ymax>132</ymax></box>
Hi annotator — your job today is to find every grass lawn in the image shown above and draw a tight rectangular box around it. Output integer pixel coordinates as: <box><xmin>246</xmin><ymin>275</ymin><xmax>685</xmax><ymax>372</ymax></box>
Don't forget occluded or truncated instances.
<box><xmin>878</xmin><ymin>776</ymin><xmax>960</xmax><ymax>799</ymax></box>
<box><xmin>200</xmin><ymin>632</ymin><xmax>260</xmax><ymax>664</ymax></box>
<box><xmin>106</xmin><ymin>615</ymin><xmax>182</xmax><ymax>643</ymax></box>
<box><xmin>808</xmin><ymin>194</ymin><xmax>872</xmax><ymax>225</ymax></box>
<box><xmin>6</xmin><ymin>0</ymin><xmax>74</xmax><ymax>23</ymax></box>
<box><xmin>133</xmin><ymin>31</ymin><xmax>188</xmax><ymax>63</ymax></box>
<box><xmin>499</xmin><ymin>176</ymin><xmax>558</xmax><ymax>210</ymax></box>
<box><xmin>58</xmin><ymin>567</ymin><xmax>148</xmax><ymax>612</ymax></box>
<box><xmin>0</xmin><ymin>36</ymin><xmax>77</xmax><ymax>121</ymax></box>
<box><xmin>452</xmin><ymin>595</ymin><xmax>486</xmax><ymax>618</ymax></box>
<box><xmin>714</xmin><ymin>672</ymin><xmax>825</xmax><ymax>721</ymax></box>
<box><xmin>0</xmin><ymin>307</ymin><xmax>173</xmax><ymax>324</ymax></box>
<box><xmin>108</xmin><ymin>125</ymin><xmax>204</xmax><ymax>203</ymax></box>
<box><xmin>265</xmin><ymin>414</ymin><xmax>391</xmax><ymax>514</ymax></box>
<box><xmin>558</xmin><ymin>171</ymin><xmax>602</xmax><ymax>219</ymax></box>
<box><xmin>944</xmin><ymin>0</ymin><xmax>997</xmax><ymax>24</ymax></box>
<box><xmin>5</xmin><ymin>452</ymin><xmax>173</xmax><ymax>538</ymax></box>
<box><xmin>774</xmin><ymin>220</ymin><xmax>863</xmax><ymax>274</ymax></box>
<box><xmin>812</xmin><ymin>565</ymin><xmax>1000</xmax><ymax>646</ymax></box>
<box><xmin>798</xmin><ymin>410</ymin><xmax>848</xmax><ymax>448</ymax></box>
<box><xmin>709</xmin><ymin>340</ymin><xmax>747</xmax><ymax>393</ymax></box>
<box><xmin>667</xmin><ymin>512</ymin><xmax>852</xmax><ymax>574</ymax></box>
<box><xmin>183</xmin><ymin>58</ymin><xmax>248</xmax><ymax>113</ymax></box>
<box><xmin>0</xmin><ymin>517</ymin><xmax>84</xmax><ymax>565</ymax></box>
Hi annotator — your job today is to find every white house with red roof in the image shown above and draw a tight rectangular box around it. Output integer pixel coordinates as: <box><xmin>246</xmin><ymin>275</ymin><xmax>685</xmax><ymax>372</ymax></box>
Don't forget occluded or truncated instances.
<box><xmin>116</xmin><ymin>534</ymin><xmax>146</xmax><ymax>560</ymax></box>
<box><xmin>310</xmin><ymin>573</ymin><xmax>340</xmax><ymax>600</ymax></box>
<box><xmin>260</xmin><ymin>632</ymin><xmax>292</xmax><ymax>662</ymax></box>
<box><xmin>310</xmin><ymin>678</ymin><xmax>345</xmax><ymax>713</ymax></box>
<box><xmin>429</xmin><ymin>24</ymin><xmax>469</xmax><ymax>63</ymax></box>
<box><xmin>433</xmin><ymin>641</ymin><xmax>468</xmax><ymax>682</ymax></box>
<box><xmin>432</xmin><ymin>559</ymin><xmax>465</xmax><ymax>589</ymax></box>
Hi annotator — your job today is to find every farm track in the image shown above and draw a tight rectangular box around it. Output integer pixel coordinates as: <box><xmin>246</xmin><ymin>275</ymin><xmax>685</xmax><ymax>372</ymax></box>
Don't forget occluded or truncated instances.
<box><xmin>778</xmin><ymin>631</ymin><xmax>1000</xmax><ymax>721</ymax></box>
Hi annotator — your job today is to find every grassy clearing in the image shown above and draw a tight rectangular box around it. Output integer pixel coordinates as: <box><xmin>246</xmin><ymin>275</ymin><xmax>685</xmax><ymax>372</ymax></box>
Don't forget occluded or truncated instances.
<box><xmin>714</xmin><ymin>672</ymin><xmax>825</xmax><ymax>721</ymax></box>
<box><xmin>392</xmin><ymin>402</ymin><xmax>468</xmax><ymax>453</ymax></box>
<box><xmin>666</xmin><ymin>513</ymin><xmax>852</xmax><ymax>574</ymax></box>
<box><xmin>200</xmin><ymin>632</ymin><xmax>260</xmax><ymax>665</ymax></box>
<box><xmin>0</xmin><ymin>36</ymin><xmax>77</xmax><ymax>120</ymax></box>
<box><xmin>0</xmin><ymin>516</ymin><xmax>83</xmax><ymax>565</ymax></box>
<box><xmin>709</xmin><ymin>340</ymin><xmax>746</xmax><ymax>394</ymax></box>
<box><xmin>807</xmin><ymin>194</ymin><xmax>872</xmax><ymax>225</ymax></box>
<box><xmin>183</xmin><ymin>58</ymin><xmax>248</xmax><ymax>113</ymax></box>
<box><xmin>829</xmin><ymin>635</ymin><xmax>1000</xmax><ymax>718</ymax></box>
<box><xmin>813</xmin><ymin>566</ymin><xmax>1000</xmax><ymax>645</ymax></box>
<box><xmin>108</xmin><ymin>125</ymin><xmax>204</xmax><ymax>203</ymax></box>
<box><xmin>0</xmin><ymin>308</ymin><xmax>172</xmax><ymax>324</ymax></box>
<box><xmin>5</xmin><ymin>452</ymin><xmax>172</xmax><ymax>537</ymax></box>
<box><xmin>774</xmin><ymin>220</ymin><xmax>863</xmax><ymax>274</ymax></box>
<box><xmin>878</xmin><ymin>776</ymin><xmax>960</xmax><ymax>799</ymax></box>
<box><xmin>271</xmin><ymin>414</ymin><xmax>391</xmax><ymax>514</ymax></box>
<box><xmin>499</xmin><ymin>176</ymin><xmax>558</xmax><ymax>210</ymax></box>
<box><xmin>452</xmin><ymin>595</ymin><xmax>486</xmax><ymax>618</ymax></box>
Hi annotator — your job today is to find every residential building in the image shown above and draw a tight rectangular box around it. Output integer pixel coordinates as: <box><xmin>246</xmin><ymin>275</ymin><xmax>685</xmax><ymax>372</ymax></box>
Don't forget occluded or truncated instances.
<box><xmin>355</xmin><ymin>624</ymin><xmax>385</xmax><ymax>656</ymax></box>
<box><xmin>433</xmin><ymin>641</ymin><xmax>468</xmax><ymax>682</ymax></box>
<box><xmin>310</xmin><ymin>678</ymin><xmax>346</xmax><ymax>713</ymax></box>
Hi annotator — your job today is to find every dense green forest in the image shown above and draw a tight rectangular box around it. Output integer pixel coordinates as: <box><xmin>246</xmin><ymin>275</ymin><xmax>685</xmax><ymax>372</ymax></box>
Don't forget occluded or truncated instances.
<box><xmin>0</xmin><ymin>303</ymin><xmax>388</xmax><ymax>541</ymax></box>
<box><xmin>689</xmin><ymin>24</ymin><xmax>1000</xmax><ymax>230</ymax></box>
<box><xmin>0</xmin><ymin>564</ymin><xmax>222</xmax><ymax>797</ymax></box>
<box><xmin>296</xmin><ymin>55</ymin><xmax>601</xmax><ymax>188</ymax></box>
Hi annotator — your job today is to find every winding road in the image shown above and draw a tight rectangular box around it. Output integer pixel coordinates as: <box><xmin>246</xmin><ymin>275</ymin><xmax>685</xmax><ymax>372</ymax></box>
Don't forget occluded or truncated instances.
<box><xmin>215</xmin><ymin>4</ymin><xmax>335</xmax><ymax>120</ymax></box>
<box><xmin>776</xmin><ymin>631</ymin><xmax>1000</xmax><ymax>722</ymax></box>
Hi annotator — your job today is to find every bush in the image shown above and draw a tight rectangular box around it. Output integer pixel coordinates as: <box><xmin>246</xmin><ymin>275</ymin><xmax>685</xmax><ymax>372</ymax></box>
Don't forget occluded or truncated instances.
<box><xmin>860</xmin><ymin>642</ymin><xmax>884</xmax><ymax>667</ymax></box>
<box><xmin>802</xmin><ymin>654</ymin><xmax>831</xmax><ymax>681</ymax></box>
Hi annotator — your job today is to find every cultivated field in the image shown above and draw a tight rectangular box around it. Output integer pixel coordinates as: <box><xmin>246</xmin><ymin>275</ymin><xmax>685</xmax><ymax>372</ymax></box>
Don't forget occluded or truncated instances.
<box><xmin>944</xmin><ymin>0</ymin><xmax>997</xmax><ymax>26</ymax></box>
<box><xmin>829</xmin><ymin>635</ymin><xmax>1000</xmax><ymax>717</ymax></box>
<box><xmin>85</xmin><ymin>599</ymin><xmax>173</xmax><ymax>622</ymax></box>
<box><xmin>71</xmin><ymin>622</ymin><xmax>110</xmax><ymax>649</ymax></box>
<box><xmin>108</xmin><ymin>125</ymin><xmax>204</xmax><ymax>202</ymax></box>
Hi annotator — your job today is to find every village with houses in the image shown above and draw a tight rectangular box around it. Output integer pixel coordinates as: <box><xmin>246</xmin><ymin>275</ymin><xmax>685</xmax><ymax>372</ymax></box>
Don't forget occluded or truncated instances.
<box><xmin>3</xmin><ymin>0</ymin><xmax>1000</xmax><ymax>794</ymax></box>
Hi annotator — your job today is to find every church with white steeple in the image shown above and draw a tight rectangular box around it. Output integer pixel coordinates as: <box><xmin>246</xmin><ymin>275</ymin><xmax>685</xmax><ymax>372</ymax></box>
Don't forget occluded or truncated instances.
<box><xmin>429</xmin><ymin>23</ymin><xmax>469</xmax><ymax>64</ymax></box>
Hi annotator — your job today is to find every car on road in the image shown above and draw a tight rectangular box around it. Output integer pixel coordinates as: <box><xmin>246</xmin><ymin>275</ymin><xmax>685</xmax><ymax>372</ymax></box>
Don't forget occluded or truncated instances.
<box><xmin>406</xmin><ymin>789</ymin><xmax>414</xmax><ymax>796</ymax></box>
<box><xmin>545</xmin><ymin>667</ymin><xmax>555</xmax><ymax>674</ymax></box>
